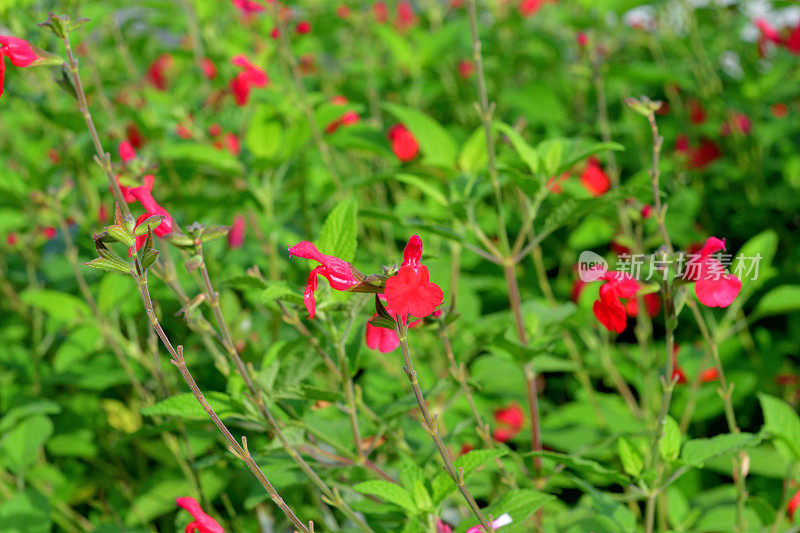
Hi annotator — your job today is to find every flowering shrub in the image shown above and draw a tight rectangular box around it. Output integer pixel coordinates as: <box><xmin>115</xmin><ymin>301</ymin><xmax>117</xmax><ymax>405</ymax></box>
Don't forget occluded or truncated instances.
<box><xmin>3</xmin><ymin>2</ymin><xmax>800</xmax><ymax>533</ymax></box>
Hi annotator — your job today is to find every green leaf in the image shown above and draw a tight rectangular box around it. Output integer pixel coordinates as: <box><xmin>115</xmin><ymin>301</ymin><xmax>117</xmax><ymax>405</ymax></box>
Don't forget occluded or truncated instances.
<box><xmin>160</xmin><ymin>142</ymin><xmax>243</xmax><ymax>174</ymax></box>
<box><xmin>0</xmin><ymin>401</ymin><xmax>60</xmax><ymax>433</ymax></box>
<box><xmin>524</xmin><ymin>451</ymin><xmax>628</xmax><ymax>484</ymax></box>
<box><xmin>20</xmin><ymin>289</ymin><xmax>91</xmax><ymax>324</ymax></box>
<box><xmin>395</xmin><ymin>173</ymin><xmax>448</xmax><ymax>206</ymax></box>
<box><xmin>260</xmin><ymin>281</ymin><xmax>303</xmax><ymax>304</ymax></box>
<box><xmin>383</xmin><ymin>102</ymin><xmax>457</xmax><ymax>168</ymax></box>
<box><xmin>753</xmin><ymin>285</ymin><xmax>800</xmax><ymax>319</ymax></box>
<box><xmin>660</xmin><ymin>416</ymin><xmax>681</xmax><ymax>462</ymax></box>
<box><xmin>758</xmin><ymin>393</ymin><xmax>800</xmax><ymax>461</ymax></box>
<box><xmin>316</xmin><ymin>197</ymin><xmax>359</xmax><ymax>262</ymax></box>
<box><xmin>494</xmin><ymin>122</ymin><xmax>539</xmax><ymax>174</ymax></box>
<box><xmin>411</xmin><ymin>479</ymin><xmax>432</xmax><ymax>513</ymax></box>
<box><xmin>539</xmin><ymin>138</ymin><xmax>563</xmax><ymax>177</ymax></box>
<box><xmin>246</xmin><ymin>105</ymin><xmax>283</xmax><ymax>159</ymax></box>
<box><xmin>617</xmin><ymin>437</ymin><xmax>643</xmax><ymax>477</ymax></box>
<box><xmin>140</xmin><ymin>392</ymin><xmax>237</xmax><ymax>421</ymax></box>
<box><xmin>84</xmin><ymin>257</ymin><xmax>131</xmax><ymax>274</ymax></box>
<box><xmin>432</xmin><ymin>449</ymin><xmax>507</xmax><ymax>503</ymax></box>
<box><xmin>0</xmin><ymin>489</ymin><xmax>51</xmax><ymax>533</ymax></box>
<box><xmin>354</xmin><ymin>480</ymin><xmax>417</xmax><ymax>514</ymax></box>
<box><xmin>0</xmin><ymin>415</ymin><xmax>53</xmax><ymax>474</ymax></box>
<box><xmin>681</xmin><ymin>432</ymin><xmax>761</xmax><ymax>466</ymax></box>
<box><xmin>481</xmin><ymin>489</ymin><xmax>553</xmax><ymax>530</ymax></box>
<box><xmin>132</xmin><ymin>215</ymin><xmax>165</xmax><ymax>237</ymax></box>
<box><xmin>458</xmin><ymin>127</ymin><xmax>488</xmax><ymax>173</ymax></box>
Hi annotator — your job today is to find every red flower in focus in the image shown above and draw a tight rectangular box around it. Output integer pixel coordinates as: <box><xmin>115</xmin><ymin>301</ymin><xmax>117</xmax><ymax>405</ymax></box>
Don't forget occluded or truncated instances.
<box><xmin>580</xmin><ymin>158</ymin><xmax>611</xmax><ymax>197</ymax></box>
<box><xmin>395</xmin><ymin>1</ymin><xmax>418</xmax><ymax>31</ymax></box>
<box><xmin>592</xmin><ymin>271</ymin><xmax>640</xmax><ymax>334</ymax></box>
<box><xmin>224</xmin><ymin>133</ymin><xmax>241</xmax><ymax>155</ymax></box>
<box><xmin>0</xmin><ymin>35</ymin><xmax>38</xmax><ymax>98</ymax></box>
<box><xmin>228</xmin><ymin>214</ymin><xmax>246</xmax><ymax>248</ymax></box>
<box><xmin>384</xmin><ymin>235</ymin><xmax>444</xmax><ymax>319</ymax></box>
<box><xmin>118</xmin><ymin>141</ymin><xmax>136</xmax><ymax>163</ymax></box>
<box><xmin>230</xmin><ymin>55</ymin><xmax>268</xmax><ymax>106</ymax></box>
<box><xmin>493</xmin><ymin>403</ymin><xmax>524</xmax><ymax>442</ymax></box>
<box><xmin>126</xmin><ymin>123</ymin><xmax>144</xmax><ymax>150</ymax></box>
<box><xmin>296</xmin><ymin>21</ymin><xmax>311</xmax><ymax>34</ymax></box>
<box><xmin>458</xmin><ymin>59</ymin><xmax>474</xmax><ymax>79</ymax></box>
<box><xmin>325</xmin><ymin>110</ymin><xmax>360</xmax><ymax>134</ymax></box>
<box><xmin>683</xmin><ymin>237</ymin><xmax>741</xmax><ymax>308</ymax></box>
<box><xmin>176</xmin><ymin>497</ymin><xmax>223</xmax><ymax>533</ymax></box>
<box><xmin>789</xmin><ymin>488</ymin><xmax>800</xmax><ymax>521</ymax></box>
<box><xmin>288</xmin><ymin>241</ymin><xmax>361</xmax><ymax>318</ymax></box>
<box><xmin>145</xmin><ymin>53</ymin><xmax>173</xmax><ymax>90</ymax></box>
<box><xmin>231</xmin><ymin>0</ymin><xmax>264</xmax><ymax>16</ymax></box>
<box><xmin>201</xmin><ymin>57</ymin><xmax>217</xmax><ymax>79</ymax></box>
<box><xmin>387</xmin><ymin>123</ymin><xmax>419</xmax><ymax>162</ymax></box>
<box><xmin>373</xmin><ymin>1</ymin><xmax>389</xmax><ymax>23</ymax></box>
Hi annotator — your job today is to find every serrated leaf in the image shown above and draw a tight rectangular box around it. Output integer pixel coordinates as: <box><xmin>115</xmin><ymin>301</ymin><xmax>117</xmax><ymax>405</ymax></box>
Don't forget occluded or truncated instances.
<box><xmin>106</xmin><ymin>224</ymin><xmax>134</xmax><ymax>247</ymax></box>
<box><xmin>133</xmin><ymin>215</ymin><xmax>165</xmax><ymax>237</ymax></box>
<box><xmin>383</xmin><ymin>103</ymin><xmax>457</xmax><ymax>168</ymax></box>
<box><xmin>681</xmin><ymin>432</ymin><xmax>761</xmax><ymax>466</ymax></box>
<box><xmin>354</xmin><ymin>480</ymin><xmax>417</xmax><ymax>514</ymax></box>
<box><xmin>482</xmin><ymin>489</ymin><xmax>553</xmax><ymax>529</ymax></box>
<box><xmin>140</xmin><ymin>392</ymin><xmax>237</xmax><ymax>420</ymax></box>
<box><xmin>316</xmin><ymin>197</ymin><xmax>358</xmax><ymax>262</ymax></box>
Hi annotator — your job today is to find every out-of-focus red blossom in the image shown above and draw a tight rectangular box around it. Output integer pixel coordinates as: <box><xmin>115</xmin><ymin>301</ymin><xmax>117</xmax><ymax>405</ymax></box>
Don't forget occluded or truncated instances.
<box><xmin>208</xmin><ymin>123</ymin><xmax>222</xmax><ymax>137</ymax></box>
<box><xmin>458</xmin><ymin>59</ymin><xmax>474</xmax><ymax>78</ymax></box>
<box><xmin>395</xmin><ymin>1</ymin><xmax>418</xmax><ymax>31</ymax></box>
<box><xmin>228</xmin><ymin>214</ymin><xmax>246</xmax><ymax>248</ymax></box>
<box><xmin>47</xmin><ymin>148</ymin><xmax>60</xmax><ymax>164</ymax></box>
<box><xmin>776</xmin><ymin>374</ymin><xmax>799</xmax><ymax>387</ymax></box>
<box><xmin>459</xmin><ymin>443</ymin><xmax>474</xmax><ymax>456</ymax></box>
<box><xmin>6</xmin><ymin>233</ymin><xmax>18</xmax><ymax>246</ymax></box>
<box><xmin>176</xmin><ymin>497</ymin><xmax>223</xmax><ymax>533</ymax></box>
<box><xmin>688</xmin><ymin>99</ymin><xmax>707</xmax><ymax>125</ymax></box>
<box><xmin>295</xmin><ymin>21</ymin><xmax>311</xmax><ymax>34</ymax></box>
<box><xmin>230</xmin><ymin>54</ymin><xmax>268</xmax><ymax>106</ymax></box>
<box><xmin>40</xmin><ymin>226</ymin><xmax>57</xmax><ymax>240</ymax></box>
<box><xmin>145</xmin><ymin>53</ymin><xmax>173</xmax><ymax>90</ymax></box>
<box><xmin>580</xmin><ymin>158</ymin><xmax>611</xmax><ymax>197</ymax></box>
<box><xmin>450</xmin><ymin>0</ymin><xmax>464</xmax><ymax>7</ymax></box>
<box><xmin>288</xmin><ymin>241</ymin><xmax>360</xmax><ymax>318</ymax></box>
<box><xmin>655</xmin><ymin>101</ymin><xmax>670</xmax><ymax>115</ymax></box>
<box><xmin>387</xmin><ymin>123</ymin><xmax>419</xmax><ymax>162</ymax></box>
<box><xmin>788</xmin><ymin>488</ymin><xmax>800</xmax><ymax>521</ymax></box>
<box><xmin>591</xmin><ymin>271</ymin><xmax>640</xmax><ymax>334</ymax></box>
<box><xmin>547</xmin><ymin>173</ymin><xmax>568</xmax><ymax>194</ymax></box>
<box><xmin>436</xmin><ymin>519</ymin><xmax>454</xmax><ymax>533</ymax></box>
<box><xmin>270</xmin><ymin>27</ymin><xmax>280</xmax><ymax>40</ymax></box>
<box><xmin>0</xmin><ymin>35</ymin><xmax>39</xmax><ymax>98</ymax></box>
<box><xmin>698</xmin><ymin>367</ymin><xmax>719</xmax><ymax>383</ymax></box>
<box><xmin>683</xmin><ymin>236</ymin><xmax>741</xmax><ymax>308</ymax></box>
<box><xmin>719</xmin><ymin>112</ymin><xmax>751</xmax><ymax>137</ymax></box>
<box><xmin>493</xmin><ymin>403</ymin><xmax>524</xmax><ymax>442</ymax></box>
<box><xmin>755</xmin><ymin>18</ymin><xmax>800</xmax><ymax>56</ymax></box>
<box><xmin>126</xmin><ymin>123</ymin><xmax>144</xmax><ymax>149</ymax></box>
<box><xmin>577</xmin><ymin>32</ymin><xmax>588</xmax><ymax>47</ymax></box>
<box><xmin>519</xmin><ymin>0</ymin><xmax>550</xmax><ymax>17</ymax></box>
<box><xmin>325</xmin><ymin>110</ymin><xmax>360</xmax><ymax>134</ymax></box>
<box><xmin>201</xmin><ymin>57</ymin><xmax>217</xmax><ymax>79</ymax></box>
<box><xmin>623</xmin><ymin>292</ymin><xmax>661</xmax><ymax>319</ymax></box>
<box><xmin>672</xmin><ymin>365</ymin><xmax>688</xmax><ymax>384</ymax></box>
<box><xmin>299</xmin><ymin>54</ymin><xmax>316</xmax><ymax>75</ymax></box>
<box><xmin>641</xmin><ymin>204</ymin><xmax>653</xmax><ymax>218</ymax></box>
<box><xmin>224</xmin><ymin>133</ymin><xmax>241</xmax><ymax>155</ymax></box>
<box><xmin>676</xmin><ymin>135</ymin><xmax>721</xmax><ymax>170</ymax></box>
<box><xmin>331</xmin><ymin>95</ymin><xmax>348</xmax><ymax>105</ymax></box>
<box><xmin>118</xmin><ymin>141</ymin><xmax>136</xmax><ymax>163</ymax></box>
<box><xmin>772</xmin><ymin>103</ymin><xmax>789</xmax><ymax>118</ymax></box>
<box><xmin>384</xmin><ymin>235</ymin><xmax>444</xmax><ymax>319</ymax></box>
<box><xmin>336</xmin><ymin>5</ymin><xmax>351</xmax><ymax>18</ymax></box>
<box><xmin>176</xmin><ymin>124</ymin><xmax>193</xmax><ymax>139</ymax></box>
<box><xmin>610</xmin><ymin>240</ymin><xmax>630</xmax><ymax>256</ymax></box>
<box><xmin>231</xmin><ymin>0</ymin><xmax>264</xmax><ymax>16</ymax></box>
<box><xmin>97</xmin><ymin>204</ymin><xmax>109</xmax><ymax>223</ymax></box>
<box><xmin>373</xmin><ymin>1</ymin><xmax>389</xmax><ymax>23</ymax></box>
<box><xmin>570</xmin><ymin>277</ymin><xmax>587</xmax><ymax>304</ymax></box>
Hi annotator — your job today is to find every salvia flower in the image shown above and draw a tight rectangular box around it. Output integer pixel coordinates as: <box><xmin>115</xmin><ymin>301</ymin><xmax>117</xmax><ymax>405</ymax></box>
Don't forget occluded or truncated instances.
<box><xmin>788</xmin><ymin>487</ymin><xmax>800</xmax><ymax>521</ymax></box>
<box><xmin>492</xmin><ymin>403</ymin><xmax>524</xmax><ymax>443</ymax></box>
<box><xmin>118</xmin><ymin>141</ymin><xmax>136</xmax><ymax>163</ymax></box>
<box><xmin>0</xmin><ymin>35</ymin><xmax>38</xmax><ymax>98</ymax></box>
<box><xmin>288</xmin><ymin>241</ymin><xmax>362</xmax><ymax>318</ymax></box>
<box><xmin>457</xmin><ymin>59</ymin><xmax>474</xmax><ymax>79</ymax></box>
<box><xmin>384</xmin><ymin>235</ymin><xmax>443</xmax><ymax>319</ymax></box>
<box><xmin>580</xmin><ymin>157</ymin><xmax>611</xmax><ymax>197</ymax></box>
<box><xmin>230</xmin><ymin>55</ymin><xmax>268</xmax><ymax>106</ymax></box>
<box><xmin>145</xmin><ymin>53</ymin><xmax>173</xmax><ymax>90</ymax></box>
<box><xmin>175</xmin><ymin>497</ymin><xmax>223</xmax><ymax>533</ymax></box>
<box><xmin>682</xmin><ymin>237</ymin><xmax>741</xmax><ymax>308</ymax></box>
<box><xmin>231</xmin><ymin>0</ymin><xmax>265</xmax><ymax>16</ymax></box>
<box><xmin>201</xmin><ymin>57</ymin><xmax>218</xmax><ymax>79</ymax></box>
<box><xmin>591</xmin><ymin>271</ymin><xmax>640</xmax><ymax>334</ymax></box>
<box><xmin>228</xmin><ymin>214</ymin><xmax>246</xmax><ymax>248</ymax></box>
<box><xmin>295</xmin><ymin>21</ymin><xmax>311</xmax><ymax>34</ymax></box>
<box><xmin>387</xmin><ymin>123</ymin><xmax>419</xmax><ymax>162</ymax></box>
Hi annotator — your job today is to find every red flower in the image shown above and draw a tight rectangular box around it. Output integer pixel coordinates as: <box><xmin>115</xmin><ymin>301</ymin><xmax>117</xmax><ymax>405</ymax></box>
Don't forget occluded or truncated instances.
<box><xmin>591</xmin><ymin>271</ymin><xmax>640</xmax><ymax>333</ymax></box>
<box><xmin>772</xmin><ymin>103</ymin><xmax>789</xmax><ymax>118</ymax></box>
<box><xmin>387</xmin><ymin>123</ymin><xmax>419</xmax><ymax>162</ymax></box>
<box><xmin>270</xmin><ymin>27</ymin><xmax>281</xmax><ymax>40</ymax></box>
<box><xmin>519</xmin><ymin>0</ymin><xmax>545</xmax><ymax>17</ymax></box>
<box><xmin>5</xmin><ymin>233</ymin><xmax>17</xmax><ymax>246</ymax></box>
<box><xmin>720</xmin><ymin>112</ymin><xmax>751</xmax><ymax>137</ymax></box>
<box><xmin>336</xmin><ymin>5</ymin><xmax>351</xmax><ymax>18</ymax></box>
<box><xmin>395</xmin><ymin>1</ymin><xmax>418</xmax><ymax>31</ymax></box>
<box><xmin>325</xmin><ymin>110</ymin><xmax>360</xmax><ymax>134</ymax></box>
<box><xmin>118</xmin><ymin>141</ymin><xmax>136</xmax><ymax>163</ymax></box>
<box><xmin>580</xmin><ymin>158</ymin><xmax>611</xmax><ymax>197</ymax></box>
<box><xmin>97</xmin><ymin>204</ymin><xmax>109</xmax><ymax>223</ymax></box>
<box><xmin>40</xmin><ymin>226</ymin><xmax>57</xmax><ymax>240</ymax></box>
<box><xmin>788</xmin><ymin>488</ymin><xmax>800</xmax><ymax>521</ymax></box>
<box><xmin>641</xmin><ymin>204</ymin><xmax>652</xmax><ymax>218</ymax></box>
<box><xmin>698</xmin><ymin>367</ymin><xmax>719</xmax><ymax>383</ymax></box>
<box><xmin>224</xmin><ymin>133</ymin><xmax>241</xmax><ymax>155</ymax></box>
<box><xmin>126</xmin><ymin>123</ymin><xmax>144</xmax><ymax>149</ymax></box>
<box><xmin>175</xmin><ymin>497</ymin><xmax>223</xmax><ymax>533</ymax></box>
<box><xmin>228</xmin><ymin>214</ymin><xmax>246</xmax><ymax>248</ymax></box>
<box><xmin>201</xmin><ymin>57</ymin><xmax>217</xmax><ymax>79</ymax></box>
<box><xmin>493</xmin><ymin>403</ymin><xmax>524</xmax><ymax>442</ymax></box>
<box><xmin>366</xmin><ymin>313</ymin><xmax>402</xmax><ymax>353</ymax></box>
<box><xmin>208</xmin><ymin>123</ymin><xmax>222</xmax><ymax>137</ymax></box>
<box><xmin>437</xmin><ymin>519</ymin><xmax>454</xmax><ymax>533</ymax></box>
<box><xmin>457</xmin><ymin>59</ymin><xmax>474</xmax><ymax>79</ymax></box>
<box><xmin>672</xmin><ymin>365</ymin><xmax>688</xmax><ymax>384</ymax></box>
<box><xmin>683</xmin><ymin>237</ymin><xmax>741</xmax><ymax>308</ymax></box>
<box><xmin>688</xmin><ymin>99</ymin><xmax>707</xmax><ymax>125</ymax></box>
<box><xmin>547</xmin><ymin>172</ymin><xmax>568</xmax><ymax>194</ymax></box>
<box><xmin>288</xmin><ymin>241</ymin><xmax>361</xmax><ymax>318</ymax></box>
<box><xmin>231</xmin><ymin>0</ymin><xmax>264</xmax><ymax>15</ymax></box>
<box><xmin>295</xmin><ymin>21</ymin><xmax>311</xmax><ymax>34</ymax></box>
<box><xmin>690</xmin><ymin>138</ymin><xmax>721</xmax><ymax>169</ymax></box>
<box><xmin>145</xmin><ymin>53</ymin><xmax>173</xmax><ymax>90</ymax></box>
<box><xmin>0</xmin><ymin>35</ymin><xmax>38</xmax><ymax>98</ymax></box>
<box><xmin>373</xmin><ymin>1</ymin><xmax>389</xmax><ymax>23</ymax></box>
<box><xmin>230</xmin><ymin>55</ymin><xmax>268</xmax><ymax>106</ymax></box>
<box><xmin>384</xmin><ymin>236</ymin><xmax>443</xmax><ymax>319</ymax></box>
<box><xmin>577</xmin><ymin>32</ymin><xmax>588</xmax><ymax>47</ymax></box>
<box><xmin>331</xmin><ymin>95</ymin><xmax>348</xmax><ymax>105</ymax></box>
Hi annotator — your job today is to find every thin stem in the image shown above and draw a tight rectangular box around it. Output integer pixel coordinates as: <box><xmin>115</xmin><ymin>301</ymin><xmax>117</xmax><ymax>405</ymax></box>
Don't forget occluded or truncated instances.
<box><xmin>525</xmin><ymin>365</ymin><xmax>543</xmax><ymax>475</ymax></box>
<box><xmin>136</xmin><ymin>276</ymin><xmax>311</xmax><ymax>533</ymax></box>
<box><xmin>645</xmin><ymin>110</ymin><xmax>672</xmax><ymax>253</ymax></box>
<box><xmin>395</xmin><ymin>320</ymin><xmax>492</xmax><ymax>530</ymax></box>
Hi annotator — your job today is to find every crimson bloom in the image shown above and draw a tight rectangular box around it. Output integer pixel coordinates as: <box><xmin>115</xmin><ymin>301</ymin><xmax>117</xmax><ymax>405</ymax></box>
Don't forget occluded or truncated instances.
<box><xmin>493</xmin><ymin>403</ymin><xmax>524</xmax><ymax>443</ymax></box>
<box><xmin>231</xmin><ymin>0</ymin><xmax>265</xmax><ymax>16</ymax></box>
<box><xmin>580</xmin><ymin>158</ymin><xmax>611</xmax><ymax>197</ymax></box>
<box><xmin>683</xmin><ymin>237</ymin><xmax>741</xmax><ymax>308</ymax></box>
<box><xmin>591</xmin><ymin>271</ymin><xmax>640</xmax><ymax>334</ymax></box>
<box><xmin>145</xmin><ymin>53</ymin><xmax>173</xmax><ymax>90</ymax></box>
<box><xmin>325</xmin><ymin>110</ymin><xmax>360</xmax><ymax>134</ymax></box>
<box><xmin>373</xmin><ymin>1</ymin><xmax>389</xmax><ymax>23</ymax></box>
<box><xmin>387</xmin><ymin>123</ymin><xmax>419</xmax><ymax>162</ymax></box>
<box><xmin>230</xmin><ymin>55</ymin><xmax>268</xmax><ymax>106</ymax></box>
<box><xmin>118</xmin><ymin>141</ymin><xmax>136</xmax><ymax>163</ymax></box>
<box><xmin>395</xmin><ymin>1</ymin><xmax>418</xmax><ymax>31</ymax></box>
<box><xmin>0</xmin><ymin>35</ymin><xmax>38</xmax><ymax>98</ymax></box>
<box><xmin>384</xmin><ymin>235</ymin><xmax>443</xmax><ymax>319</ymax></box>
<box><xmin>788</xmin><ymin>487</ymin><xmax>800</xmax><ymax>521</ymax></box>
<box><xmin>228</xmin><ymin>214</ymin><xmax>246</xmax><ymax>248</ymax></box>
<box><xmin>458</xmin><ymin>59</ymin><xmax>474</xmax><ymax>79</ymax></box>
<box><xmin>288</xmin><ymin>241</ymin><xmax>361</xmax><ymax>318</ymax></box>
<box><xmin>175</xmin><ymin>497</ymin><xmax>223</xmax><ymax>533</ymax></box>
<box><xmin>519</xmin><ymin>0</ymin><xmax>549</xmax><ymax>17</ymax></box>
<box><xmin>623</xmin><ymin>292</ymin><xmax>661</xmax><ymax>319</ymax></box>
<box><xmin>295</xmin><ymin>21</ymin><xmax>311</xmax><ymax>34</ymax></box>
<box><xmin>201</xmin><ymin>57</ymin><xmax>218</xmax><ymax>79</ymax></box>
